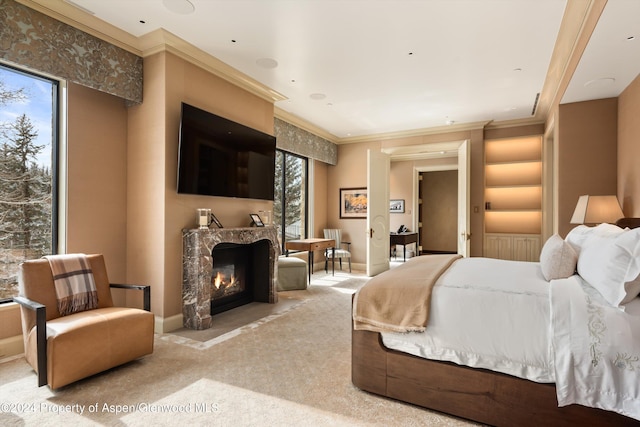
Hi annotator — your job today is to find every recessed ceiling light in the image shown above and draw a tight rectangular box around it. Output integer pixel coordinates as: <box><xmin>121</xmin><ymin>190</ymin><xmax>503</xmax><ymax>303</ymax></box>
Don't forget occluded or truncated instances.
<box><xmin>445</xmin><ymin>119</ymin><xmax>454</xmax><ymax>125</ymax></box>
<box><xmin>256</xmin><ymin>58</ymin><xmax>278</xmax><ymax>69</ymax></box>
<box><xmin>513</xmin><ymin>68</ymin><xmax>522</xmax><ymax>72</ymax></box>
<box><xmin>310</xmin><ymin>93</ymin><xmax>326</xmax><ymax>100</ymax></box>
<box><xmin>162</xmin><ymin>0</ymin><xmax>195</xmax><ymax>15</ymax></box>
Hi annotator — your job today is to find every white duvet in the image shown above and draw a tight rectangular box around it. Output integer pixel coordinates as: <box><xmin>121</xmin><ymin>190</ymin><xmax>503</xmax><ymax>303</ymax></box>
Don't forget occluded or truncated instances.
<box><xmin>380</xmin><ymin>256</ymin><xmax>640</xmax><ymax>420</ymax></box>
<box><xmin>551</xmin><ymin>274</ymin><xmax>640</xmax><ymax>420</ymax></box>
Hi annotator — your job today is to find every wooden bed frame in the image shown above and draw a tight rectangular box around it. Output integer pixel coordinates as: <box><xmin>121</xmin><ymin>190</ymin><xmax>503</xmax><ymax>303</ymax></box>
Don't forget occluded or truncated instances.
<box><xmin>352</xmin><ymin>218</ymin><xmax>640</xmax><ymax>427</ymax></box>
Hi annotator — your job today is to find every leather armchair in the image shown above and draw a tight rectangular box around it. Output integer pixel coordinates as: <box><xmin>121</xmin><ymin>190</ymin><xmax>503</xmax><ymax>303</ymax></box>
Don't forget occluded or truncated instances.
<box><xmin>14</xmin><ymin>254</ymin><xmax>154</xmax><ymax>389</ymax></box>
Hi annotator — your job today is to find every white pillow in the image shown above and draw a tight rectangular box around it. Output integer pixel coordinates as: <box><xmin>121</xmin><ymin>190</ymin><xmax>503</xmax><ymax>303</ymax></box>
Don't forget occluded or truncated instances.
<box><xmin>577</xmin><ymin>227</ymin><xmax>640</xmax><ymax>308</ymax></box>
<box><xmin>539</xmin><ymin>234</ymin><xmax>578</xmax><ymax>281</ymax></box>
<box><xmin>565</xmin><ymin>223</ymin><xmax>624</xmax><ymax>256</ymax></box>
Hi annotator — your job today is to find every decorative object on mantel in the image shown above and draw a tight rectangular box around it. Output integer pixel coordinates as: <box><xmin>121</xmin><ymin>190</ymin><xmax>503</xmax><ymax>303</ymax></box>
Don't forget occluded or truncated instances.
<box><xmin>197</xmin><ymin>208</ymin><xmax>211</xmax><ymax>229</ymax></box>
<box><xmin>258</xmin><ymin>210</ymin><xmax>272</xmax><ymax>226</ymax></box>
<box><xmin>250</xmin><ymin>213</ymin><xmax>265</xmax><ymax>227</ymax></box>
<box><xmin>209</xmin><ymin>212</ymin><xmax>223</xmax><ymax>228</ymax></box>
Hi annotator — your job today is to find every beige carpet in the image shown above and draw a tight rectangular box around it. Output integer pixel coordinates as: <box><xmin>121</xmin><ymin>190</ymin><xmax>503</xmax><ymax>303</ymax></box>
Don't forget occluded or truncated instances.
<box><xmin>0</xmin><ymin>272</ymin><xmax>480</xmax><ymax>427</ymax></box>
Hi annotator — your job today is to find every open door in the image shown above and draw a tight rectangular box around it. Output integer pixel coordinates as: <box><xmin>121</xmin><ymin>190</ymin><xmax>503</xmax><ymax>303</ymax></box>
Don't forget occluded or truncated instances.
<box><xmin>457</xmin><ymin>140</ymin><xmax>470</xmax><ymax>257</ymax></box>
<box><xmin>366</xmin><ymin>149</ymin><xmax>390</xmax><ymax>276</ymax></box>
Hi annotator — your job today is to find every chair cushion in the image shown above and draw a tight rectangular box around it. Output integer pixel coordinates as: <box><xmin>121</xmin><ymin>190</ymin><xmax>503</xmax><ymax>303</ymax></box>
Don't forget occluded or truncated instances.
<box><xmin>326</xmin><ymin>249</ymin><xmax>351</xmax><ymax>259</ymax></box>
<box><xmin>24</xmin><ymin>307</ymin><xmax>154</xmax><ymax>389</ymax></box>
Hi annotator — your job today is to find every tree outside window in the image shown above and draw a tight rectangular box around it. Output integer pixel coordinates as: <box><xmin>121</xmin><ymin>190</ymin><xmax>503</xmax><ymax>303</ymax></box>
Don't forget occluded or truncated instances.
<box><xmin>0</xmin><ymin>65</ymin><xmax>56</xmax><ymax>300</ymax></box>
<box><xmin>273</xmin><ymin>150</ymin><xmax>307</xmax><ymax>251</ymax></box>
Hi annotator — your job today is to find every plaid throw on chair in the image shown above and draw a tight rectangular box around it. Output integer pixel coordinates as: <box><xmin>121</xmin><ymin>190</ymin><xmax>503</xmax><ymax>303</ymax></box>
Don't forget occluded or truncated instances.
<box><xmin>44</xmin><ymin>254</ymin><xmax>98</xmax><ymax>316</ymax></box>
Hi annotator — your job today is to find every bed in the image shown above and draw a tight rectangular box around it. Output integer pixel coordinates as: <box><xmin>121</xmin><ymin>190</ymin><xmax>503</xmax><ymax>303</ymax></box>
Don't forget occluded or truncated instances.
<box><xmin>352</xmin><ymin>219</ymin><xmax>640</xmax><ymax>426</ymax></box>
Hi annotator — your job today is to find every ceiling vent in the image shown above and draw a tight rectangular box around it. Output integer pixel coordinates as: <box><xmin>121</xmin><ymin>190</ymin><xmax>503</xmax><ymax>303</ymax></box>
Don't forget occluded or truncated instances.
<box><xmin>531</xmin><ymin>92</ymin><xmax>540</xmax><ymax>116</ymax></box>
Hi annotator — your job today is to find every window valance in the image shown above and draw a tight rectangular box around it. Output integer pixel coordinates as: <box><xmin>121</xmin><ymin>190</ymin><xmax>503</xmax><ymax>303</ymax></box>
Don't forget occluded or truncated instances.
<box><xmin>274</xmin><ymin>117</ymin><xmax>337</xmax><ymax>165</ymax></box>
<box><xmin>0</xmin><ymin>0</ymin><xmax>142</xmax><ymax>104</ymax></box>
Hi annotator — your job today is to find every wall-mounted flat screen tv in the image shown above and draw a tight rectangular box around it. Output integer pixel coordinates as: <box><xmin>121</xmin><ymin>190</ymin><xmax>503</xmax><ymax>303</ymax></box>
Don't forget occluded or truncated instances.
<box><xmin>177</xmin><ymin>103</ymin><xmax>276</xmax><ymax>201</ymax></box>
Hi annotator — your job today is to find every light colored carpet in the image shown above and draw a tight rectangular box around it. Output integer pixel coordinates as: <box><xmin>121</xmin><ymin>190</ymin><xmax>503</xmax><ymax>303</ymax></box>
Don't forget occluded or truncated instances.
<box><xmin>0</xmin><ymin>272</ymin><xmax>480</xmax><ymax>427</ymax></box>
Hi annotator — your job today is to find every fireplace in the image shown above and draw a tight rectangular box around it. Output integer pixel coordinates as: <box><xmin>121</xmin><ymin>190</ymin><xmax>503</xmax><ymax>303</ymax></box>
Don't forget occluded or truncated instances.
<box><xmin>182</xmin><ymin>227</ymin><xmax>280</xmax><ymax>330</ymax></box>
<box><xmin>211</xmin><ymin>240</ymin><xmax>270</xmax><ymax>315</ymax></box>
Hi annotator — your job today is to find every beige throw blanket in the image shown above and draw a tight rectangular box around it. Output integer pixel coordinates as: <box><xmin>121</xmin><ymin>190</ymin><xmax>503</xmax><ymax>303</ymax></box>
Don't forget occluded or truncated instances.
<box><xmin>45</xmin><ymin>254</ymin><xmax>98</xmax><ymax>316</ymax></box>
<box><xmin>353</xmin><ymin>254</ymin><xmax>461</xmax><ymax>333</ymax></box>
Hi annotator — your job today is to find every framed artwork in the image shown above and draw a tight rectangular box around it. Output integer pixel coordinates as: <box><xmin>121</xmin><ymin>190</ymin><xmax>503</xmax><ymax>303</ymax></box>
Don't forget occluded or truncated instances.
<box><xmin>209</xmin><ymin>213</ymin><xmax>223</xmax><ymax>228</ymax></box>
<box><xmin>250</xmin><ymin>213</ymin><xmax>265</xmax><ymax>227</ymax></box>
<box><xmin>390</xmin><ymin>199</ymin><xmax>405</xmax><ymax>213</ymax></box>
<box><xmin>340</xmin><ymin>187</ymin><xmax>368</xmax><ymax>218</ymax></box>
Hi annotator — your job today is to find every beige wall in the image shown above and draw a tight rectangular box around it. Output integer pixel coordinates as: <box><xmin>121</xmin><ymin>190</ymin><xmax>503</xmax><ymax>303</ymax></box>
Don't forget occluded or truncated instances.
<box><xmin>328</xmin><ymin>141</ymin><xmax>380</xmax><ymax>266</ymax></box>
<box><xmin>389</xmin><ymin>161</ymin><xmax>415</xmax><ymax>233</ymax></box>
<box><xmin>618</xmin><ymin>74</ymin><xmax>640</xmax><ymax>216</ymax></box>
<box><xmin>557</xmin><ymin>98</ymin><xmax>618</xmax><ymax>237</ymax></box>
<box><xmin>66</xmin><ymin>83</ymin><xmax>129</xmax><ymax>281</ymax></box>
<box><xmin>313</xmin><ymin>160</ymin><xmax>329</xmax><ymax>238</ymax></box>
<box><xmin>127</xmin><ymin>52</ymin><xmax>275</xmax><ymax>326</ymax></box>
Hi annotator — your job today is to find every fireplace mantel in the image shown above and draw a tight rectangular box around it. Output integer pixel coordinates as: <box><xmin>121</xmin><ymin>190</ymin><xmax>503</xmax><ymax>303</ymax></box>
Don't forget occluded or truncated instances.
<box><xmin>182</xmin><ymin>226</ymin><xmax>281</xmax><ymax>330</ymax></box>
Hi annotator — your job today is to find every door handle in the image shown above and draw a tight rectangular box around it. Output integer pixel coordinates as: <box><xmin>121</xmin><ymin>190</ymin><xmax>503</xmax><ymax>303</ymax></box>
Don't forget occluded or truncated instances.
<box><xmin>370</xmin><ymin>228</ymin><xmax>374</xmax><ymax>238</ymax></box>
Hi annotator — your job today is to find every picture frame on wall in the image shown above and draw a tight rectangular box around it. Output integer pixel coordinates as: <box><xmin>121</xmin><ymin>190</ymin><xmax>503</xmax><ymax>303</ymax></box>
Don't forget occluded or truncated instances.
<box><xmin>390</xmin><ymin>199</ymin><xmax>405</xmax><ymax>213</ymax></box>
<box><xmin>340</xmin><ymin>187</ymin><xmax>368</xmax><ymax>218</ymax></box>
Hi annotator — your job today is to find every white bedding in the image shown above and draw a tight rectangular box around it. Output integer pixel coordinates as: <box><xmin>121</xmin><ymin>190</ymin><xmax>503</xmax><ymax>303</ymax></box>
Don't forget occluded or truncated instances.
<box><xmin>379</xmin><ymin>255</ymin><xmax>640</xmax><ymax>421</ymax></box>
<box><xmin>381</xmin><ymin>257</ymin><xmax>555</xmax><ymax>383</ymax></box>
<box><xmin>551</xmin><ymin>274</ymin><xmax>640</xmax><ymax>420</ymax></box>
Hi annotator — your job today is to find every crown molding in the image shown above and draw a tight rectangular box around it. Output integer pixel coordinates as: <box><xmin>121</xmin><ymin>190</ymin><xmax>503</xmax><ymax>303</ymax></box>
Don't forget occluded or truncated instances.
<box><xmin>336</xmin><ymin>121</ymin><xmax>491</xmax><ymax>145</ymax></box>
<box><xmin>17</xmin><ymin>0</ymin><xmax>287</xmax><ymax>104</ymax></box>
<box><xmin>484</xmin><ymin>116</ymin><xmax>545</xmax><ymax>130</ymax></box>
<box><xmin>139</xmin><ymin>29</ymin><xmax>287</xmax><ymax>104</ymax></box>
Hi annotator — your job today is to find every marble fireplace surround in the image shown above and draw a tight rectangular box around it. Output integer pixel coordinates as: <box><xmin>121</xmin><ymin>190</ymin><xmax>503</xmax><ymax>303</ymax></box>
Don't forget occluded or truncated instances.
<box><xmin>182</xmin><ymin>227</ymin><xmax>280</xmax><ymax>330</ymax></box>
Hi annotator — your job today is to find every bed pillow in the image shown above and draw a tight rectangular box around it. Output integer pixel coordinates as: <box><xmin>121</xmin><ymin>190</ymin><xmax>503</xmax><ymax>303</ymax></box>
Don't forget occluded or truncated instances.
<box><xmin>565</xmin><ymin>223</ymin><xmax>624</xmax><ymax>256</ymax></box>
<box><xmin>577</xmin><ymin>227</ymin><xmax>640</xmax><ymax>308</ymax></box>
<box><xmin>539</xmin><ymin>234</ymin><xmax>578</xmax><ymax>281</ymax></box>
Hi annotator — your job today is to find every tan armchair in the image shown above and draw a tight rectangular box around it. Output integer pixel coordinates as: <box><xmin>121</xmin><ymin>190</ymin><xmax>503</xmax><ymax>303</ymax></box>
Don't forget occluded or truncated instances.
<box><xmin>14</xmin><ymin>254</ymin><xmax>154</xmax><ymax>389</ymax></box>
<box><xmin>323</xmin><ymin>229</ymin><xmax>352</xmax><ymax>273</ymax></box>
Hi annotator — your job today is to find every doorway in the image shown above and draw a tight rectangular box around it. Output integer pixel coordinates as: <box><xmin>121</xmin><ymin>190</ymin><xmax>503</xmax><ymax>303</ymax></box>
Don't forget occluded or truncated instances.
<box><xmin>419</xmin><ymin>170</ymin><xmax>458</xmax><ymax>254</ymax></box>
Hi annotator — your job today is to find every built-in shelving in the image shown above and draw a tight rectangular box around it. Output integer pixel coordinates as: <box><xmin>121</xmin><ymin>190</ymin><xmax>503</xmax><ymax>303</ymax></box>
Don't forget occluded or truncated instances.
<box><xmin>484</xmin><ymin>136</ymin><xmax>542</xmax><ymax>261</ymax></box>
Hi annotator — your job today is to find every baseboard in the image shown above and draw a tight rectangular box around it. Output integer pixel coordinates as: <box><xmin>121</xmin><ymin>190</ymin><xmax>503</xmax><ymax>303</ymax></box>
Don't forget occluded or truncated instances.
<box><xmin>0</xmin><ymin>335</ymin><xmax>24</xmax><ymax>359</ymax></box>
<box><xmin>155</xmin><ymin>313</ymin><xmax>183</xmax><ymax>333</ymax></box>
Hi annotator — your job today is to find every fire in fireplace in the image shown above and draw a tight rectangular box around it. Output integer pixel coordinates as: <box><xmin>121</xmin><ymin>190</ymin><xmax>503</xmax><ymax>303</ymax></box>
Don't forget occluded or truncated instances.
<box><xmin>210</xmin><ymin>240</ymin><xmax>270</xmax><ymax>315</ymax></box>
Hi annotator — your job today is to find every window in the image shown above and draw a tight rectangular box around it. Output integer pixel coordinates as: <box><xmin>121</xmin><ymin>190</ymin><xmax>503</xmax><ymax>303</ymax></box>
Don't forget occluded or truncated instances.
<box><xmin>0</xmin><ymin>64</ymin><xmax>59</xmax><ymax>301</ymax></box>
<box><xmin>273</xmin><ymin>150</ymin><xmax>307</xmax><ymax>251</ymax></box>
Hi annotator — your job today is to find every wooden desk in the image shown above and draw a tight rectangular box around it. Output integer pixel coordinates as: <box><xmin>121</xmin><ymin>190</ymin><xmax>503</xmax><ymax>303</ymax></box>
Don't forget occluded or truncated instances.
<box><xmin>285</xmin><ymin>238</ymin><xmax>335</xmax><ymax>281</ymax></box>
<box><xmin>390</xmin><ymin>232</ymin><xmax>418</xmax><ymax>261</ymax></box>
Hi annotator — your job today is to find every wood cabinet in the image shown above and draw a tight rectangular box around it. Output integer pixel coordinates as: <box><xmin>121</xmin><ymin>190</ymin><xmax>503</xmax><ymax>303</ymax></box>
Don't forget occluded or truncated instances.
<box><xmin>484</xmin><ymin>136</ymin><xmax>542</xmax><ymax>261</ymax></box>
<box><xmin>484</xmin><ymin>233</ymin><xmax>541</xmax><ymax>262</ymax></box>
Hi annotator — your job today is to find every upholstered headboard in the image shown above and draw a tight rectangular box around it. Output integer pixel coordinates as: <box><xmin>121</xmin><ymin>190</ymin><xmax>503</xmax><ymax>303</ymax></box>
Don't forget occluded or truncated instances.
<box><xmin>615</xmin><ymin>218</ymin><xmax>640</xmax><ymax>229</ymax></box>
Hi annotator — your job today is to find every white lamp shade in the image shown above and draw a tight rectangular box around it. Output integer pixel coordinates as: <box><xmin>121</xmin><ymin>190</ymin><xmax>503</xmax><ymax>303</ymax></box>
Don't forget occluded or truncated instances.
<box><xmin>570</xmin><ymin>195</ymin><xmax>624</xmax><ymax>224</ymax></box>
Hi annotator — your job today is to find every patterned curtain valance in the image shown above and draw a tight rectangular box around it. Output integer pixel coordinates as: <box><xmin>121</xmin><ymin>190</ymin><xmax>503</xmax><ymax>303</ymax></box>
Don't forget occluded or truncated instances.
<box><xmin>274</xmin><ymin>117</ymin><xmax>337</xmax><ymax>165</ymax></box>
<box><xmin>0</xmin><ymin>0</ymin><xmax>142</xmax><ymax>104</ymax></box>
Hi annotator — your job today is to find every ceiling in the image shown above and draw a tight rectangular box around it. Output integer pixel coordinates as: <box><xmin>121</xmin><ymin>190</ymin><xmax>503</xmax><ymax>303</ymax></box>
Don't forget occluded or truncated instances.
<box><xmin>31</xmin><ymin>0</ymin><xmax>640</xmax><ymax>141</ymax></box>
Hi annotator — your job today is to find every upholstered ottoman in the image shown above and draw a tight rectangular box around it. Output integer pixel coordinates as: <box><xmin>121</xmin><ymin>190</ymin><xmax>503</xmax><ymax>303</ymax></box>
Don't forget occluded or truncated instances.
<box><xmin>277</xmin><ymin>256</ymin><xmax>308</xmax><ymax>291</ymax></box>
